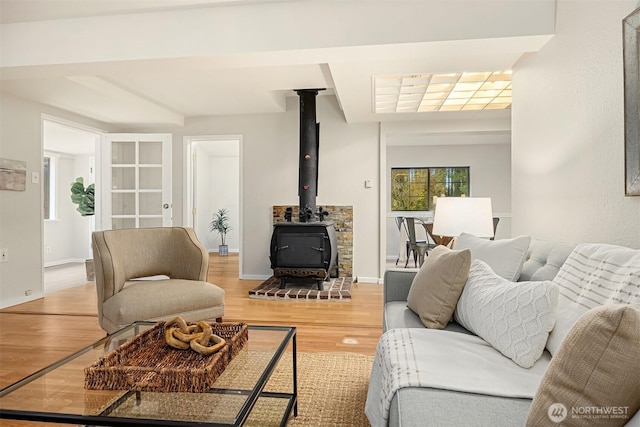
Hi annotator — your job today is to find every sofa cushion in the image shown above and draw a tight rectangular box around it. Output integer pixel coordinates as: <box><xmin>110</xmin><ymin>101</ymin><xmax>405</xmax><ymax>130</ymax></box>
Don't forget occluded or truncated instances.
<box><xmin>406</xmin><ymin>245</ymin><xmax>471</xmax><ymax>329</ymax></box>
<box><xmin>519</xmin><ymin>240</ymin><xmax>576</xmax><ymax>282</ymax></box>
<box><xmin>526</xmin><ymin>304</ymin><xmax>640</xmax><ymax>427</ymax></box>
<box><xmin>455</xmin><ymin>260</ymin><xmax>558</xmax><ymax>368</ymax></box>
<box><xmin>365</xmin><ymin>327</ymin><xmax>551</xmax><ymax>427</ymax></box>
<box><xmin>455</xmin><ymin>233</ymin><xmax>531</xmax><ymax>281</ymax></box>
<box><xmin>546</xmin><ymin>243</ymin><xmax>640</xmax><ymax>355</ymax></box>
<box><xmin>384</xmin><ymin>301</ymin><xmax>473</xmax><ymax>334</ymax></box>
<box><xmin>390</xmin><ymin>388</ymin><xmax>533</xmax><ymax>427</ymax></box>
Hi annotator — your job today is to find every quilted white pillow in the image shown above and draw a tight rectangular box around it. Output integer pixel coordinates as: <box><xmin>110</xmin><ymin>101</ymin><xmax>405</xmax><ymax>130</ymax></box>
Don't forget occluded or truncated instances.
<box><xmin>455</xmin><ymin>233</ymin><xmax>531</xmax><ymax>281</ymax></box>
<box><xmin>455</xmin><ymin>260</ymin><xmax>559</xmax><ymax>368</ymax></box>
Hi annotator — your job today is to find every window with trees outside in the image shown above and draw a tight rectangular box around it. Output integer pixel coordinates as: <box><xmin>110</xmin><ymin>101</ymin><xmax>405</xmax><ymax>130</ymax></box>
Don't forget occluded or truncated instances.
<box><xmin>391</xmin><ymin>167</ymin><xmax>470</xmax><ymax>211</ymax></box>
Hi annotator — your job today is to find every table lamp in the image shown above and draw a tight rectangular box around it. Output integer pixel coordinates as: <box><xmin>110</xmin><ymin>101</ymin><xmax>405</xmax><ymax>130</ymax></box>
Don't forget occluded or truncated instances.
<box><xmin>432</xmin><ymin>197</ymin><xmax>494</xmax><ymax>245</ymax></box>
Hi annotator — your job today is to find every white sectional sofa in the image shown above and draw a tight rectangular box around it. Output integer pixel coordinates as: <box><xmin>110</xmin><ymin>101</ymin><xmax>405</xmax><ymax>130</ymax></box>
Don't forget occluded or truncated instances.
<box><xmin>366</xmin><ymin>238</ymin><xmax>640</xmax><ymax>427</ymax></box>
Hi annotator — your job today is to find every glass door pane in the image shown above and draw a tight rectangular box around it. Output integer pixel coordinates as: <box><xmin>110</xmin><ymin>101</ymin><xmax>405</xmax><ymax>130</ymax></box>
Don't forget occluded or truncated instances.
<box><xmin>103</xmin><ymin>134</ymin><xmax>172</xmax><ymax>230</ymax></box>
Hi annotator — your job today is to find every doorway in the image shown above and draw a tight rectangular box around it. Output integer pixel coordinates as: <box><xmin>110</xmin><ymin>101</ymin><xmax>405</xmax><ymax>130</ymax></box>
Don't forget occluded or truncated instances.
<box><xmin>42</xmin><ymin>118</ymin><xmax>101</xmax><ymax>293</ymax></box>
<box><xmin>184</xmin><ymin>136</ymin><xmax>242</xmax><ymax>273</ymax></box>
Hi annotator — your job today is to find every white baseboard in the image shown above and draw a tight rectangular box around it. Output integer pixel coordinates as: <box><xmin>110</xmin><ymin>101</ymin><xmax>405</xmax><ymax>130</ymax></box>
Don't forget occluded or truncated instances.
<box><xmin>44</xmin><ymin>258</ymin><xmax>86</xmax><ymax>268</ymax></box>
<box><xmin>45</xmin><ymin>281</ymin><xmax>91</xmax><ymax>294</ymax></box>
<box><xmin>0</xmin><ymin>291</ymin><xmax>44</xmax><ymax>309</ymax></box>
<box><xmin>239</xmin><ymin>274</ymin><xmax>383</xmax><ymax>283</ymax></box>
<box><xmin>356</xmin><ymin>276</ymin><xmax>382</xmax><ymax>284</ymax></box>
<box><xmin>208</xmin><ymin>248</ymin><xmax>240</xmax><ymax>254</ymax></box>
<box><xmin>240</xmin><ymin>274</ymin><xmax>271</xmax><ymax>281</ymax></box>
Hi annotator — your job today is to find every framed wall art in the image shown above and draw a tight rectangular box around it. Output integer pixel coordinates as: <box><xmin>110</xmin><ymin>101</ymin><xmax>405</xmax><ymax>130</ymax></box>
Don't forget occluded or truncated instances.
<box><xmin>624</xmin><ymin>7</ymin><xmax>640</xmax><ymax>196</ymax></box>
<box><xmin>0</xmin><ymin>158</ymin><xmax>27</xmax><ymax>192</ymax></box>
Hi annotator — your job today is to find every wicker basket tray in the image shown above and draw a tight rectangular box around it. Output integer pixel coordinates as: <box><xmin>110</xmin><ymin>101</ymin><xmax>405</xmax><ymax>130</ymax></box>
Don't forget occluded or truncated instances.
<box><xmin>85</xmin><ymin>322</ymin><xmax>248</xmax><ymax>393</ymax></box>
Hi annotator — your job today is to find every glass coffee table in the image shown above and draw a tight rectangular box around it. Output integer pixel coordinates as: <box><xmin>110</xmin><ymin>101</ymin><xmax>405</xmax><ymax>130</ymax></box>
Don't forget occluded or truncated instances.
<box><xmin>0</xmin><ymin>322</ymin><xmax>297</xmax><ymax>426</ymax></box>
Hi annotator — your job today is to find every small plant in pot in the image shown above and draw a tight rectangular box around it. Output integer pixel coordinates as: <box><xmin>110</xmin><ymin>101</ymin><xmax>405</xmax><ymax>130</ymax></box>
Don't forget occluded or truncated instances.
<box><xmin>209</xmin><ymin>208</ymin><xmax>232</xmax><ymax>256</ymax></box>
<box><xmin>70</xmin><ymin>177</ymin><xmax>95</xmax><ymax>280</ymax></box>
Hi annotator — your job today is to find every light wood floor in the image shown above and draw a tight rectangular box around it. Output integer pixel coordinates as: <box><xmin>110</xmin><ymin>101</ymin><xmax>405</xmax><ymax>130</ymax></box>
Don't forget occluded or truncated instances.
<box><xmin>0</xmin><ymin>254</ymin><xmax>383</xmax><ymax>393</ymax></box>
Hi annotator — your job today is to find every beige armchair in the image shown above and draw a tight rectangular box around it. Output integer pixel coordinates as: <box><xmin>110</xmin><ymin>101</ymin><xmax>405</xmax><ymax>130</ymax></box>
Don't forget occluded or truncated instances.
<box><xmin>92</xmin><ymin>227</ymin><xmax>225</xmax><ymax>334</ymax></box>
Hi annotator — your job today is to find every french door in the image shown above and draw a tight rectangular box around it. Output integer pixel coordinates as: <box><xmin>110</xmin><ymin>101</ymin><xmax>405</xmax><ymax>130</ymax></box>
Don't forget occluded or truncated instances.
<box><xmin>100</xmin><ymin>133</ymin><xmax>172</xmax><ymax>230</ymax></box>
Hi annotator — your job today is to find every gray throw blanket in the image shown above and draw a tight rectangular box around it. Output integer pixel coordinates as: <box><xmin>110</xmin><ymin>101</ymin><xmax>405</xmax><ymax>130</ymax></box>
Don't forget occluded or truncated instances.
<box><xmin>364</xmin><ymin>328</ymin><xmax>550</xmax><ymax>427</ymax></box>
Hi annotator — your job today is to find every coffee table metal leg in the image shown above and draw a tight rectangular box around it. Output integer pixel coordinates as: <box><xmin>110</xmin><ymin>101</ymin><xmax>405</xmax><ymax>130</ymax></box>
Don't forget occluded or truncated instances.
<box><xmin>293</xmin><ymin>332</ymin><xmax>298</xmax><ymax>417</ymax></box>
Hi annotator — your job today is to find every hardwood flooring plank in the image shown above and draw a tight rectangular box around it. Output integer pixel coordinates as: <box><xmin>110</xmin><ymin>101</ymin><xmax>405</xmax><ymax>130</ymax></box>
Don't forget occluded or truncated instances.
<box><xmin>0</xmin><ymin>253</ymin><xmax>384</xmax><ymax>398</ymax></box>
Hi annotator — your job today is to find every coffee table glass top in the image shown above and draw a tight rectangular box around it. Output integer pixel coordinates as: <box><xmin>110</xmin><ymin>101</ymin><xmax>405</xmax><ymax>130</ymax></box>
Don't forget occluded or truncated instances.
<box><xmin>0</xmin><ymin>322</ymin><xmax>297</xmax><ymax>426</ymax></box>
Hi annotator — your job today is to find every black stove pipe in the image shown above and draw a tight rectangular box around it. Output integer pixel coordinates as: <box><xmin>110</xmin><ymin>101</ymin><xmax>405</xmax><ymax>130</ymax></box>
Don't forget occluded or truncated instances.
<box><xmin>296</xmin><ymin>89</ymin><xmax>324</xmax><ymax>222</ymax></box>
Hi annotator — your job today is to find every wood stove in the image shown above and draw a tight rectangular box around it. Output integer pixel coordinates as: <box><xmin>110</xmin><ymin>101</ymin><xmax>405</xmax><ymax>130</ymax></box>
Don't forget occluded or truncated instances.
<box><xmin>270</xmin><ymin>221</ymin><xmax>338</xmax><ymax>289</ymax></box>
<box><xmin>269</xmin><ymin>89</ymin><xmax>339</xmax><ymax>289</ymax></box>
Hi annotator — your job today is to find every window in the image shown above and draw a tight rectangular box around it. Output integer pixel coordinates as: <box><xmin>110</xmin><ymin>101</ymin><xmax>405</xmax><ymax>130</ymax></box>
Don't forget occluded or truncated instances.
<box><xmin>43</xmin><ymin>155</ymin><xmax>56</xmax><ymax>220</ymax></box>
<box><xmin>391</xmin><ymin>167</ymin><xmax>470</xmax><ymax>211</ymax></box>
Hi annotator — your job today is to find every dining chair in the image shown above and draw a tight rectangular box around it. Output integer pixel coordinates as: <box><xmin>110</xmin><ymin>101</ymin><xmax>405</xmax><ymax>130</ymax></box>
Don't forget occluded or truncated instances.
<box><xmin>424</xmin><ymin>222</ymin><xmax>454</xmax><ymax>248</ymax></box>
<box><xmin>491</xmin><ymin>217</ymin><xmax>500</xmax><ymax>240</ymax></box>
<box><xmin>394</xmin><ymin>216</ymin><xmax>405</xmax><ymax>266</ymax></box>
<box><xmin>404</xmin><ymin>217</ymin><xmax>430</xmax><ymax>268</ymax></box>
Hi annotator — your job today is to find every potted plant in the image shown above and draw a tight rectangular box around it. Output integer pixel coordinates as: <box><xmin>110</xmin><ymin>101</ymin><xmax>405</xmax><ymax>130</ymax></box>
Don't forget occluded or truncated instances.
<box><xmin>70</xmin><ymin>177</ymin><xmax>95</xmax><ymax>216</ymax></box>
<box><xmin>70</xmin><ymin>177</ymin><xmax>95</xmax><ymax>280</ymax></box>
<box><xmin>209</xmin><ymin>208</ymin><xmax>232</xmax><ymax>256</ymax></box>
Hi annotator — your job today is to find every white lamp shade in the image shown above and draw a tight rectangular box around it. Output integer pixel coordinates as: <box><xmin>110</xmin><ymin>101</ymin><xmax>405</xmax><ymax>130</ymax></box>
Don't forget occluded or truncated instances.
<box><xmin>432</xmin><ymin>197</ymin><xmax>494</xmax><ymax>238</ymax></box>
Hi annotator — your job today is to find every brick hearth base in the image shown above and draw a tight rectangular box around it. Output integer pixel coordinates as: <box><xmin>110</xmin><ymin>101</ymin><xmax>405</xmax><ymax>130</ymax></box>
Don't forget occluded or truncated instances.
<box><xmin>248</xmin><ymin>276</ymin><xmax>353</xmax><ymax>301</ymax></box>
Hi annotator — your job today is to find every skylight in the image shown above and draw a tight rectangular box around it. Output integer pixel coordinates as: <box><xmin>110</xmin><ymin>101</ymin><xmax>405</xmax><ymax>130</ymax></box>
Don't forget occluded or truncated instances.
<box><xmin>374</xmin><ymin>71</ymin><xmax>512</xmax><ymax>113</ymax></box>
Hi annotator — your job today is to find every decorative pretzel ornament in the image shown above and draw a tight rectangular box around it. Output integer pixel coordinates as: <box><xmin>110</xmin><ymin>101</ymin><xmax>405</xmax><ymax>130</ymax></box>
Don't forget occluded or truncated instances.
<box><xmin>164</xmin><ymin>317</ymin><xmax>226</xmax><ymax>355</ymax></box>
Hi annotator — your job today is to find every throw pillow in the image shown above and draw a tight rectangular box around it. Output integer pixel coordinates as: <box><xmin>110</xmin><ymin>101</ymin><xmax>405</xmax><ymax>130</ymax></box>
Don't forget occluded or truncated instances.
<box><xmin>454</xmin><ymin>260</ymin><xmax>558</xmax><ymax>368</ymax></box>
<box><xmin>526</xmin><ymin>304</ymin><xmax>640</xmax><ymax>427</ymax></box>
<box><xmin>546</xmin><ymin>243</ymin><xmax>640</xmax><ymax>355</ymax></box>
<box><xmin>454</xmin><ymin>233</ymin><xmax>531</xmax><ymax>281</ymax></box>
<box><xmin>406</xmin><ymin>245</ymin><xmax>472</xmax><ymax>329</ymax></box>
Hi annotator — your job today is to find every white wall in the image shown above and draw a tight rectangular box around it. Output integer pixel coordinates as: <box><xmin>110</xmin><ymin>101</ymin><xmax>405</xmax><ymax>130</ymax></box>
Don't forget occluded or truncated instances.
<box><xmin>208</xmin><ymin>153</ymin><xmax>240</xmax><ymax>252</ymax></box>
<box><xmin>195</xmin><ymin>146</ymin><xmax>214</xmax><ymax>249</ymax></box>
<box><xmin>512</xmin><ymin>0</ymin><xmax>640</xmax><ymax>248</ymax></box>
<box><xmin>5</xmin><ymin>0</ymin><xmax>640</xmax><ymax>308</ymax></box>
<box><xmin>43</xmin><ymin>154</ymin><xmax>94</xmax><ymax>266</ymax></box>
<box><xmin>385</xmin><ymin>142</ymin><xmax>512</xmax><ymax>258</ymax></box>
<box><xmin>0</xmin><ymin>95</ymin><xmax>43</xmax><ymax>307</ymax></box>
<box><xmin>129</xmin><ymin>95</ymin><xmax>380</xmax><ymax>281</ymax></box>
<box><xmin>194</xmin><ymin>142</ymin><xmax>240</xmax><ymax>252</ymax></box>
<box><xmin>0</xmin><ymin>94</ymin><xmax>110</xmax><ymax>308</ymax></box>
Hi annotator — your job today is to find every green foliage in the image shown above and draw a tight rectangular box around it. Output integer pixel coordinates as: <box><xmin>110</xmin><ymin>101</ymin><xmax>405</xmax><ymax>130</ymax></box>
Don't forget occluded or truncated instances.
<box><xmin>70</xmin><ymin>177</ymin><xmax>95</xmax><ymax>216</ymax></box>
<box><xmin>209</xmin><ymin>208</ymin><xmax>232</xmax><ymax>245</ymax></box>
<box><xmin>391</xmin><ymin>167</ymin><xmax>469</xmax><ymax>211</ymax></box>
<box><xmin>391</xmin><ymin>169</ymin><xmax>427</xmax><ymax>210</ymax></box>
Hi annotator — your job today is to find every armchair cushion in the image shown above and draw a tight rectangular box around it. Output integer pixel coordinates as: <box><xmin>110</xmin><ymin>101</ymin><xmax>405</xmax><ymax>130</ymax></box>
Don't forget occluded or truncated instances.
<box><xmin>102</xmin><ymin>279</ymin><xmax>224</xmax><ymax>330</ymax></box>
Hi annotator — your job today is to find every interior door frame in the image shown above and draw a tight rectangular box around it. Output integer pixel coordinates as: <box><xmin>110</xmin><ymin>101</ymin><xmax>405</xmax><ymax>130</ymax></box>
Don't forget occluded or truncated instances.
<box><xmin>40</xmin><ymin>114</ymin><xmax>105</xmax><ymax>294</ymax></box>
<box><xmin>183</xmin><ymin>135</ymin><xmax>244</xmax><ymax>277</ymax></box>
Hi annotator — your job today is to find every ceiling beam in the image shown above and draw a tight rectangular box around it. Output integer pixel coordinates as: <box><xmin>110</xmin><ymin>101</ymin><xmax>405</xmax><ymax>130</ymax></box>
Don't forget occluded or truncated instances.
<box><xmin>66</xmin><ymin>76</ymin><xmax>184</xmax><ymax>126</ymax></box>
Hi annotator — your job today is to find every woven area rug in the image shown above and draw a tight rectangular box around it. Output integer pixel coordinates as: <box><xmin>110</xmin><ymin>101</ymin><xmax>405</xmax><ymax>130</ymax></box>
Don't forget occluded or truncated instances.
<box><xmin>104</xmin><ymin>351</ymin><xmax>373</xmax><ymax>427</ymax></box>
<box><xmin>248</xmin><ymin>276</ymin><xmax>353</xmax><ymax>301</ymax></box>
<box><xmin>259</xmin><ymin>351</ymin><xmax>373</xmax><ymax>426</ymax></box>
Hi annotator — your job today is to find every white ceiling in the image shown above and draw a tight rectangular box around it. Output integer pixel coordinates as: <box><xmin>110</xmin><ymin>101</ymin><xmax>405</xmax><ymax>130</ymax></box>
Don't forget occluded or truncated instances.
<box><xmin>0</xmin><ymin>0</ymin><xmax>557</xmax><ymax>133</ymax></box>
<box><xmin>43</xmin><ymin>120</ymin><xmax>100</xmax><ymax>155</ymax></box>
